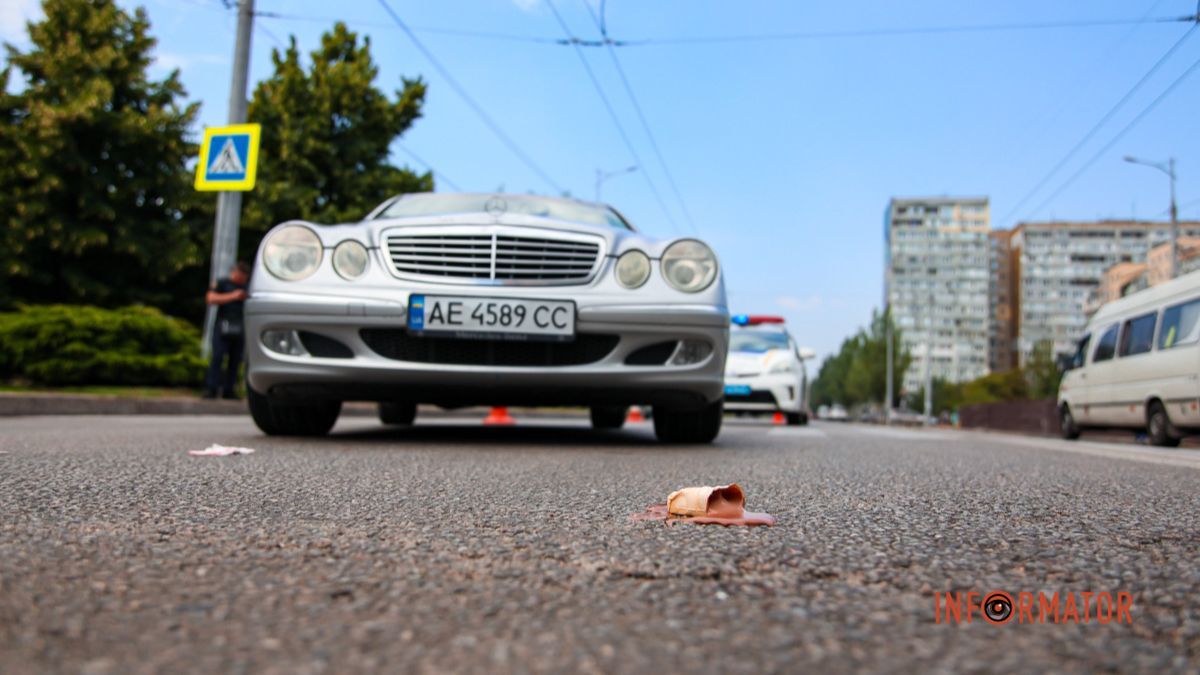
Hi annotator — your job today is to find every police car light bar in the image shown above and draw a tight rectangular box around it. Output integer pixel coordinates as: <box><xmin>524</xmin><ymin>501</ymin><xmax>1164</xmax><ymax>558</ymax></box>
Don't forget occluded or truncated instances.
<box><xmin>732</xmin><ymin>314</ymin><xmax>786</xmax><ymax>326</ymax></box>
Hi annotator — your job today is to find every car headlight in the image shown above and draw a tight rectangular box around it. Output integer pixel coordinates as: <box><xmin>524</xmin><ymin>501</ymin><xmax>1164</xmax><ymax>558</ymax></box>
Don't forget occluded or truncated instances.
<box><xmin>661</xmin><ymin>239</ymin><xmax>718</xmax><ymax>293</ymax></box>
<box><xmin>614</xmin><ymin>250</ymin><xmax>651</xmax><ymax>288</ymax></box>
<box><xmin>332</xmin><ymin>240</ymin><xmax>370</xmax><ymax>280</ymax></box>
<box><xmin>263</xmin><ymin>225</ymin><xmax>322</xmax><ymax>281</ymax></box>
<box><xmin>768</xmin><ymin>360</ymin><xmax>793</xmax><ymax>374</ymax></box>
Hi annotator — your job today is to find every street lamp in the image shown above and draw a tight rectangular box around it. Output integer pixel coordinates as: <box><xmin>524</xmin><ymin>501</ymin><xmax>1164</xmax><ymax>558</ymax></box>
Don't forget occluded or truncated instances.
<box><xmin>1124</xmin><ymin>155</ymin><xmax>1178</xmax><ymax>279</ymax></box>
<box><xmin>595</xmin><ymin>165</ymin><xmax>637</xmax><ymax>202</ymax></box>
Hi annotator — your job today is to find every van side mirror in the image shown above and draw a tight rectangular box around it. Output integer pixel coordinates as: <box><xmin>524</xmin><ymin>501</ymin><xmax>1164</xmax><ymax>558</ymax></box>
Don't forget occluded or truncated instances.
<box><xmin>797</xmin><ymin>347</ymin><xmax>816</xmax><ymax>361</ymax></box>
<box><xmin>1055</xmin><ymin>354</ymin><xmax>1073</xmax><ymax>372</ymax></box>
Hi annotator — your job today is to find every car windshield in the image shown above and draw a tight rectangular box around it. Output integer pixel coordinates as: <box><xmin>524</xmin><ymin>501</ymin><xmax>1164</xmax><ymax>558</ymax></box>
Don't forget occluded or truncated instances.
<box><xmin>376</xmin><ymin>193</ymin><xmax>632</xmax><ymax>230</ymax></box>
<box><xmin>730</xmin><ymin>330</ymin><xmax>790</xmax><ymax>353</ymax></box>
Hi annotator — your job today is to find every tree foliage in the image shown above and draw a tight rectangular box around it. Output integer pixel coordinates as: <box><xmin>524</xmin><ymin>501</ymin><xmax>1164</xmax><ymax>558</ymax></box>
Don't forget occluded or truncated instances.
<box><xmin>0</xmin><ymin>0</ymin><xmax>208</xmax><ymax>316</ymax></box>
<box><xmin>811</xmin><ymin>308</ymin><xmax>910</xmax><ymax>408</ymax></box>
<box><xmin>907</xmin><ymin>339</ymin><xmax>1064</xmax><ymax>413</ymax></box>
<box><xmin>1025</xmin><ymin>339</ymin><xmax>1063</xmax><ymax>399</ymax></box>
<box><xmin>242</xmin><ymin>22</ymin><xmax>432</xmax><ymax>258</ymax></box>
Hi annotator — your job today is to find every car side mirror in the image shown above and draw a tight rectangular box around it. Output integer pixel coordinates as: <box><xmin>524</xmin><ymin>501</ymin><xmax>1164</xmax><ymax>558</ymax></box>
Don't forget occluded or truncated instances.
<box><xmin>797</xmin><ymin>347</ymin><xmax>816</xmax><ymax>361</ymax></box>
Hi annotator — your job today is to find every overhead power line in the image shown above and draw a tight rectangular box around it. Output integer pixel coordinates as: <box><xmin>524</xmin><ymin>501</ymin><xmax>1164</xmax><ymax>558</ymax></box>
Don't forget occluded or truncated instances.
<box><xmin>373</xmin><ymin>0</ymin><xmax>566</xmax><ymax>194</ymax></box>
<box><xmin>627</xmin><ymin>14</ymin><xmax>1200</xmax><ymax>46</ymax></box>
<box><xmin>1023</xmin><ymin>50</ymin><xmax>1200</xmax><ymax>221</ymax></box>
<box><xmin>395</xmin><ymin>143</ymin><xmax>463</xmax><ymax>192</ymax></box>
<box><xmin>226</xmin><ymin>7</ymin><xmax>1200</xmax><ymax>49</ymax></box>
<box><xmin>254</xmin><ymin>11</ymin><xmax>560</xmax><ymax>44</ymax></box>
<box><xmin>583</xmin><ymin>0</ymin><xmax>699</xmax><ymax>234</ymax></box>
<box><xmin>545</xmin><ymin>0</ymin><xmax>679</xmax><ymax>230</ymax></box>
<box><xmin>998</xmin><ymin>24</ymin><xmax>1198</xmax><ymax>227</ymax></box>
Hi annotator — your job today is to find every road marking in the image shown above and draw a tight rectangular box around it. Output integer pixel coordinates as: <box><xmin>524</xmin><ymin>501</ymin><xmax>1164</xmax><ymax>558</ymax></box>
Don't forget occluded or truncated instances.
<box><xmin>955</xmin><ymin>431</ymin><xmax>1200</xmax><ymax>471</ymax></box>
<box><xmin>767</xmin><ymin>427</ymin><xmax>827</xmax><ymax>438</ymax></box>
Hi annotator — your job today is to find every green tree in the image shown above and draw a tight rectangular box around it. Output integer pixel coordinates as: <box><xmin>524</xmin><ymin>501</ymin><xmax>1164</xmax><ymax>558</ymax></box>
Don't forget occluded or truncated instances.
<box><xmin>906</xmin><ymin>377</ymin><xmax>964</xmax><ymax>416</ymax></box>
<box><xmin>811</xmin><ymin>335</ymin><xmax>860</xmax><ymax>407</ymax></box>
<box><xmin>811</xmin><ymin>307</ymin><xmax>910</xmax><ymax>408</ymax></box>
<box><xmin>845</xmin><ymin>307</ymin><xmax>910</xmax><ymax>407</ymax></box>
<box><xmin>0</xmin><ymin>0</ymin><xmax>208</xmax><ymax>315</ymax></box>
<box><xmin>1025</xmin><ymin>339</ymin><xmax>1063</xmax><ymax>399</ymax></box>
<box><xmin>242</xmin><ymin>23</ymin><xmax>431</xmax><ymax>257</ymax></box>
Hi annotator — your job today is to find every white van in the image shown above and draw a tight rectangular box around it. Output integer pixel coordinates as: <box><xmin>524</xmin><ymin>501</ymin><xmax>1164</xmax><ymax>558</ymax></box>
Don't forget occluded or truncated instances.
<box><xmin>1058</xmin><ymin>269</ymin><xmax>1200</xmax><ymax>446</ymax></box>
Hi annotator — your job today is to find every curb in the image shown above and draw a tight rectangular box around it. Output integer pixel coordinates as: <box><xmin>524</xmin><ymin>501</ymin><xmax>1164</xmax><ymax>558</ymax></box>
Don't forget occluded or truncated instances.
<box><xmin>0</xmin><ymin>392</ymin><xmax>247</xmax><ymax>416</ymax></box>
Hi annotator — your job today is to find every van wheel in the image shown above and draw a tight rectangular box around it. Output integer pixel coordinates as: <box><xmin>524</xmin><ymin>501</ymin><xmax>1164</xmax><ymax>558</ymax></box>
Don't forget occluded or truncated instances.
<box><xmin>1147</xmin><ymin>401</ymin><xmax>1181</xmax><ymax>447</ymax></box>
<box><xmin>653</xmin><ymin>400</ymin><xmax>723</xmax><ymax>443</ymax></box>
<box><xmin>1059</xmin><ymin>405</ymin><xmax>1081</xmax><ymax>440</ymax></box>
<box><xmin>786</xmin><ymin>412</ymin><xmax>807</xmax><ymax>426</ymax></box>
<box><xmin>248</xmin><ymin>387</ymin><xmax>341</xmax><ymax>436</ymax></box>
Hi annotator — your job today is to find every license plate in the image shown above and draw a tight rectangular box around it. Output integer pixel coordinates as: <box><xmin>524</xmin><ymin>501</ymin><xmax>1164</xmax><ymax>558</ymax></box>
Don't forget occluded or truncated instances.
<box><xmin>407</xmin><ymin>294</ymin><xmax>575</xmax><ymax>341</ymax></box>
<box><xmin>725</xmin><ymin>384</ymin><xmax>752</xmax><ymax>396</ymax></box>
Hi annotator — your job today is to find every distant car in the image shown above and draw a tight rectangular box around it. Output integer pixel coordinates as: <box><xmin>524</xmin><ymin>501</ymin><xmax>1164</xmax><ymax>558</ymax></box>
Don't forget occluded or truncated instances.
<box><xmin>723</xmin><ymin>315</ymin><xmax>814</xmax><ymax>425</ymax></box>
<box><xmin>244</xmin><ymin>192</ymin><xmax>730</xmax><ymax>443</ymax></box>
<box><xmin>823</xmin><ymin>405</ymin><xmax>849</xmax><ymax>422</ymax></box>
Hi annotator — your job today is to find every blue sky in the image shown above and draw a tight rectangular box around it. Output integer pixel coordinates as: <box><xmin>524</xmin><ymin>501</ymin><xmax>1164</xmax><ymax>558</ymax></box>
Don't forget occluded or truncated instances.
<box><xmin>4</xmin><ymin>1</ymin><xmax>1200</xmax><ymax>359</ymax></box>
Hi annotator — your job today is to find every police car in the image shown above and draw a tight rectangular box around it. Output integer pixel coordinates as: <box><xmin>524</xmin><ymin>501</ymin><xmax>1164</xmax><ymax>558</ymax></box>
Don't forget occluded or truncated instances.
<box><xmin>723</xmin><ymin>315</ymin><xmax>814</xmax><ymax>425</ymax></box>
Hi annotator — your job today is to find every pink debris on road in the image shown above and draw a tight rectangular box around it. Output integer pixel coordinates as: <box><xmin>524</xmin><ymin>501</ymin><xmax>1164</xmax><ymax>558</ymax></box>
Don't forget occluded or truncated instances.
<box><xmin>188</xmin><ymin>444</ymin><xmax>256</xmax><ymax>457</ymax></box>
<box><xmin>632</xmin><ymin>483</ymin><xmax>776</xmax><ymax>527</ymax></box>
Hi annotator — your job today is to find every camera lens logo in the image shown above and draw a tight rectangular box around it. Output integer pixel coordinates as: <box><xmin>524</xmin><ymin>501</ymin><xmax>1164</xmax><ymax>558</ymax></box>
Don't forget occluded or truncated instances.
<box><xmin>983</xmin><ymin>591</ymin><xmax>1014</xmax><ymax>625</ymax></box>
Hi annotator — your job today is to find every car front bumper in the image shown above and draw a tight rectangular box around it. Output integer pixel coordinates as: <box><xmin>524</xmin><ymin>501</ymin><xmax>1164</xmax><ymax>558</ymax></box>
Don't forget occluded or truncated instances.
<box><xmin>722</xmin><ymin>372</ymin><xmax>804</xmax><ymax>413</ymax></box>
<box><xmin>245</xmin><ymin>291</ymin><xmax>729</xmax><ymax>410</ymax></box>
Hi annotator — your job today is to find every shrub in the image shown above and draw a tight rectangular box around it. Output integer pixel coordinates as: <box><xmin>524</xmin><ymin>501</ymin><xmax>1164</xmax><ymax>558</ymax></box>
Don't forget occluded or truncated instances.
<box><xmin>0</xmin><ymin>305</ymin><xmax>205</xmax><ymax>386</ymax></box>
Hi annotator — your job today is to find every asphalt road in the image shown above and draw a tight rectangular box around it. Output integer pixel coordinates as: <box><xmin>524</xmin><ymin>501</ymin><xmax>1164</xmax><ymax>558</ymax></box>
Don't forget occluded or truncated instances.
<box><xmin>1</xmin><ymin>414</ymin><xmax>1198</xmax><ymax>674</ymax></box>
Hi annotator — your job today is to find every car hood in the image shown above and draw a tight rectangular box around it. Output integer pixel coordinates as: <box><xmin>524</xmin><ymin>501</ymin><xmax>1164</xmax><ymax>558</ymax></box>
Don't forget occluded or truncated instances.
<box><xmin>726</xmin><ymin>349</ymin><xmax>787</xmax><ymax>375</ymax></box>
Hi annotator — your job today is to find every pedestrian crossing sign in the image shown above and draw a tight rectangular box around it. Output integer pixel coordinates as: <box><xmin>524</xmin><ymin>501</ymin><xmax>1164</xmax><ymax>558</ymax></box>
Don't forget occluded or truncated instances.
<box><xmin>194</xmin><ymin>123</ymin><xmax>261</xmax><ymax>191</ymax></box>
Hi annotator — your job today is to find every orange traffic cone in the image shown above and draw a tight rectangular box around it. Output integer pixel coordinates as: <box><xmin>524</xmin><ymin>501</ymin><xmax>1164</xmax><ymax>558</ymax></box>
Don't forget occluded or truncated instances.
<box><xmin>627</xmin><ymin>406</ymin><xmax>645</xmax><ymax>422</ymax></box>
<box><xmin>483</xmin><ymin>406</ymin><xmax>515</xmax><ymax>425</ymax></box>
<box><xmin>772</xmin><ymin>411</ymin><xmax>785</xmax><ymax>425</ymax></box>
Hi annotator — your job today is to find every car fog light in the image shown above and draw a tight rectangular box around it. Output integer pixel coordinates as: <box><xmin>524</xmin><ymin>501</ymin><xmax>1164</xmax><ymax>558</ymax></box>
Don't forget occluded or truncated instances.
<box><xmin>261</xmin><ymin>330</ymin><xmax>309</xmax><ymax>356</ymax></box>
<box><xmin>615</xmin><ymin>249</ymin><xmax>651</xmax><ymax>288</ymax></box>
<box><xmin>670</xmin><ymin>339</ymin><xmax>712</xmax><ymax>366</ymax></box>
<box><xmin>333</xmin><ymin>240</ymin><xmax>370</xmax><ymax>280</ymax></box>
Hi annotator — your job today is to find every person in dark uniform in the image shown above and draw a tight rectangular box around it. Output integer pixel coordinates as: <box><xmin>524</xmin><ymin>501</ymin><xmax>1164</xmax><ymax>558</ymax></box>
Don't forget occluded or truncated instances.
<box><xmin>203</xmin><ymin>261</ymin><xmax>250</xmax><ymax>399</ymax></box>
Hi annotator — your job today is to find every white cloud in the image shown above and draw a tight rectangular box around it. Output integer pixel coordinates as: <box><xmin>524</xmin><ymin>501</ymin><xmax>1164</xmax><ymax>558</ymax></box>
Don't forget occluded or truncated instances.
<box><xmin>0</xmin><ymin>0</ymin><xmax>41</xmax><ymax>44</ymax></box>
<box><xmin>512</xmin><ymin>0</ymin><xmax>540</xmax><ymax>12</ymax></box>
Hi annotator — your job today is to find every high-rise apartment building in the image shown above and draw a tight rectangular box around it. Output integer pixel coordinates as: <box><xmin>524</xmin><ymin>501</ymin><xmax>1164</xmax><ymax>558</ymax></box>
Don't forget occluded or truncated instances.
<box><xmin>988</xmin><ymin>229</ymin><xmax>1016</xmax><ymax>372</ymax></box>
<box><xmin>884</xmin><ymin>197</ymin><xmax>990</xmax><ymax>395</ymax></box>
<box><xmin>1010</xmin><ymin>220</ymin><xmax>1200</xmax><ymax>361</ymax></box>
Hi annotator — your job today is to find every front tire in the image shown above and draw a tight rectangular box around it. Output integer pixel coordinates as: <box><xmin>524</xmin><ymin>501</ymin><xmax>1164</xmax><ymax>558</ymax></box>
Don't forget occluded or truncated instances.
<box><xmin>590</xmin><ymin>406</ymin><xmax>627</xmax><ymax>430</ymax></box>
<box><xmin>248</xmin><ymin>386</ymin><xmax>341</xmax><ymax>437</ymax></box>
<box><xmin>786</xmin><ymin>411</ymin><xmax>808</xmax><ymax>426</ymax></box>
<box><xmin>379</xmin><ymin>401</ymin><xmax>417</xmax><ymax>426</ymax></box>
<box><xmin>1147</xmin><ymin>401</ymin><xmax>1181</xmax><ymax>447</ymax></box>
<box><xmin>1059</xmin><ymin>405</ymin><xmax>1081</xmax><ymax>440</ymax></box>
<box><xmin>653</xmin><ymin>399</ymin><xmax>723</xmax><ymax>444</ymax></box>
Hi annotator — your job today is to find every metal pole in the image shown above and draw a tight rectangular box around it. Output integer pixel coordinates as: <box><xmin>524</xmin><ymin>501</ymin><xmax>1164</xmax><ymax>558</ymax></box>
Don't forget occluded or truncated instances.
<box><xmin>885</xmin><ymin>303</ymin><xmax>893</xmax><ymax>424</ymax></box>
<box><xmin>1169</xmin><ymin>157</ymin><xmax>1178</xmax><ymax>279</ymax></box>
<box><xmin>203</xmin><ymin>0</ymin><xmax>255</xmax><ymax>358</ymax></box>
<box><xmin>923</xmin><ymin>291</ymin><xmax>933</xmax><ymax>425</ymax></box>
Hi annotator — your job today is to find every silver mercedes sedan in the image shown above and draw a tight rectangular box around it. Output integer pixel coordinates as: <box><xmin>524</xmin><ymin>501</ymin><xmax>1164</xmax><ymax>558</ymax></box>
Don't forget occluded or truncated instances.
<box><xmin>244</xmin><ymin>193</ymin><xmax>730</xmax><ymax>443</ymax></box>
